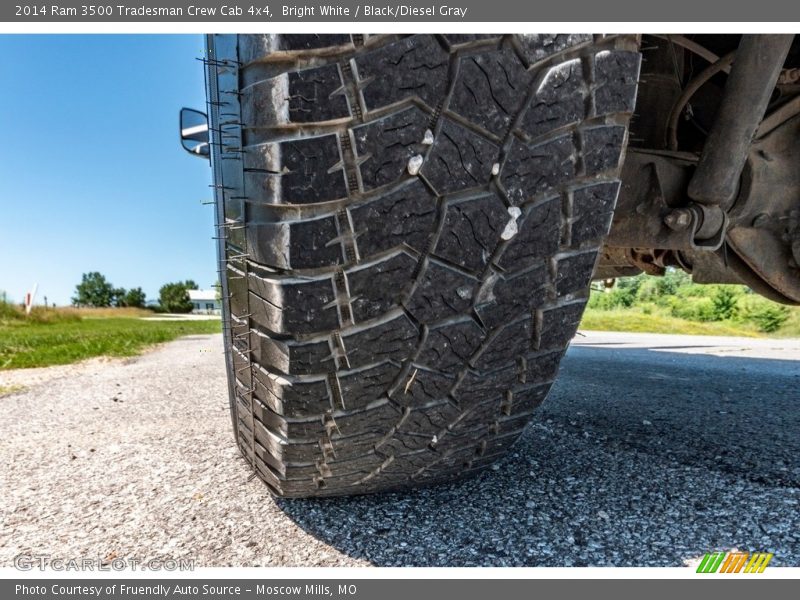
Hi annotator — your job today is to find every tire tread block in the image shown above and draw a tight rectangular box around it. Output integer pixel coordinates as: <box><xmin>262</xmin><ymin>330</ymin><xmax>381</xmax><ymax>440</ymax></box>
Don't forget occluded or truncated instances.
<box><xmin>356</xmin><ymin>36</ymin><xmax>449</xmax><ymax>112</ymax></box>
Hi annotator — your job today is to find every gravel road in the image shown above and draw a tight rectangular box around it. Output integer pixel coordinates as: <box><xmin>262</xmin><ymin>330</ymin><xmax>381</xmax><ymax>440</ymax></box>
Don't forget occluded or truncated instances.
<box><xmin>1</xmin><ymin>332</ymin><xmax>798</xmax><ymax>567</ymax></box>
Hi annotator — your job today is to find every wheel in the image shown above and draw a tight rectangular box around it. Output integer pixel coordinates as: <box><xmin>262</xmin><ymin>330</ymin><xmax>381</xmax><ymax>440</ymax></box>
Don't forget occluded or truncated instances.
<box><xmin>205</xmin><ymin>33</ymin><xmax>641</xmax><ymax>497</ymax></box>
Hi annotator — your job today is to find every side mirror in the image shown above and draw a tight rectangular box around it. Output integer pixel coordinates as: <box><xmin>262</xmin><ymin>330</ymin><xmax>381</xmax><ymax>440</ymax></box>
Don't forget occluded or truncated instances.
<box><xmin>179</xmin><ymin>108</ymin><xmax>210</xmax><ymax>159</ymax></box>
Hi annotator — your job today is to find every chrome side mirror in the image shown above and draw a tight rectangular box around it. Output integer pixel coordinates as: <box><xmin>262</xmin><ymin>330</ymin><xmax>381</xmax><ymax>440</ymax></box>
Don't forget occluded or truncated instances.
<box><xmin>179</xmin><ymin>108</ymin><xmax>210</xmax><ymax>159</ymax></box>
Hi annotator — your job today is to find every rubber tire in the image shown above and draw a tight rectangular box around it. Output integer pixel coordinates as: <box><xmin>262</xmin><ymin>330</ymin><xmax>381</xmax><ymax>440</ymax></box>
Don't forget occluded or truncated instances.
<box><xmin>206</xmin><ymin>34</ymin><xmax>641</xmax><ymax>497</ymax></box>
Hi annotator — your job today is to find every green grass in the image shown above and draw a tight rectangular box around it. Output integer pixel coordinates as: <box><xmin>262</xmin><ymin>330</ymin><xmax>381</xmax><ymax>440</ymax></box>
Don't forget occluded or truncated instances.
<box><xmin>0</xmin><ymin>317</ymin><xmax>221</xmax><ymax>370</ymax></box>
<box><xmin>0</xmin><ymin>384</ymin><xmax>25</xmax><ymax>396</ymax></box>
<box><xmin>580</xmin><ymin>307</ymin><xmax>762</xmax><ymax>337</ymax></box>
<box><xmin>771</xmin><ymin>308</ymin><xmax>800</xmax><ymax>338</ymax></box>
<box><xmin>585</xmin><ymin>270</ymin><xmax>800</xmax><ymax>338</ymax></box>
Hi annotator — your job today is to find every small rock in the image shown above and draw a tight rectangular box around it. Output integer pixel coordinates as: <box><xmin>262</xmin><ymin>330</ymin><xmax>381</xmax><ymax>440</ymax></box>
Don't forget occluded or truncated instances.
<box><xmin>597</xmin><ymin>510</ymin><xmax>610</xmax><ymax>520</ymax></box>
<box><xmin>642</xmin><ymin>419</ymin><xmax>652</xmax><ymax>426</ymax></box>
<box><xmin>491</xmin><ymin>162</ymin><xmax>500</xmax><ymax>176</ymax></box>
<box><xmin>500</xmin><ymin>206</ymin><xmax>522</xmax><ymax>241</ymax></box>
<box><xmin>422</xmin><ymin>129</ymin><xmax>434</xmax><ymax>145</ymax></box>
<box><xmin>407</xmin><ymin>154</ymin><xmax>424</xmax><ymax>176</ymax></box>
<box><xmin>456</xmin><ymin>286</ymin><xmax>472</xmax><ymax>299</ymax></box>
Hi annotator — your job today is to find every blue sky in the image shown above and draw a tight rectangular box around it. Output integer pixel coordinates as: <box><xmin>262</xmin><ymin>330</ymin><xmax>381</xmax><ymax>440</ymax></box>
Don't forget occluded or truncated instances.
<box><xmin>0</xmin><ymin>35</ymin><xmax>216</xmax><ymax>305</ymax></box>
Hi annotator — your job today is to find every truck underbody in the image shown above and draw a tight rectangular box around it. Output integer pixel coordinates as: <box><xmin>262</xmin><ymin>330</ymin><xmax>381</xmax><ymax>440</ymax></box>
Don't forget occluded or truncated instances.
<box><xmin>597</xmin><ymin>34</ymin><xmax>800</xmax><ymax>306</ymax></box>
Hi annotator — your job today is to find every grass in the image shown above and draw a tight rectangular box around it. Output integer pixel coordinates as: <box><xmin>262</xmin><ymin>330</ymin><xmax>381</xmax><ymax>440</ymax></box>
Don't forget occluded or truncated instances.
<box><xmin>1</xmin><ymin>304</ymin><xmax>220</xmax><ymax>370</ymax></box>
<box><xmin>585</xmin><ymin>271</ymin><xmax>800</xmax><ymax>338</ymax></box>
<box><xmin>772</xmin><ymin>308</ymin><xmax>800</xmax><ymax>338</ymax></box>
<box><xmin>580</xmin><ymin>307</ymin><xmax>763</xmax><ymax>337</ymax></box>
<box><xmin>0</xmin><ymin>384</ymin><xmax>25</xmax><ymax>396</ymax></box>
<box><xmin>57</xmin><ymin>306</ymin><xmax>155</xmax><ymax>319</ymax></box>
<box><xmin>3</xmin><ymin>280</ymin><xmax>796</xmax><ymax>371</ymax></box>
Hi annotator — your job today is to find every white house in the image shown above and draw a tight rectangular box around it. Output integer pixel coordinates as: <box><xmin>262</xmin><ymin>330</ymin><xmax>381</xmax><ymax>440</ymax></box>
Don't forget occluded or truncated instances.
<box><xmin>188</xmin><ymin>289</ymin><xmax>221</xmax><ymax>314</ymax></box>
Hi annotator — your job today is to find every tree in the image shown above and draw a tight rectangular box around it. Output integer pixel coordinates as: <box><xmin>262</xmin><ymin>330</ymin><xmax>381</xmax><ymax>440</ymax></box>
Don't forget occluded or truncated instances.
<box><xmin>72</xmin><ymin>272</ymin><xmax>118</xmax><ymax>307</ymax></box>
<box><xmin>121</xmin><ymin>287</ymin><xmax>147</xmax><ymax>308</ymax></box>
<box><xmin>111</xmin><ymin>287</ymin><xmax>127</xmax><ymax>307</ymax></box>
<box><xmin>159</xmin><ymin>280</ymin><xmax>197</xmax><ymax>313</ymax></box>
<box><xmin>711</xmin><ymin>286</ymin><xmax>738</xmax><ymax>321</ymax></box>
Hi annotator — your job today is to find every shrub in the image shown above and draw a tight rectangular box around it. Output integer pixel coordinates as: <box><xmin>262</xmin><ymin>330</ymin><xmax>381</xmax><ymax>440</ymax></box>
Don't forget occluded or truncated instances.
<box><xmin>737</xmin><ymin>297</ymin><xmax>790</xmax><ymax>333</ymax></box>
<box><xmin>588</xmin><ymin>291</ymin><xmax>611</xmax><ymax>310</ymax></box>
<box><xmin>588</xmin><ymin>288</ymin><xmax>635</xmax><ymax>310</ymax></box>
<box><xmin>616</xmin><ymin>274</ymin><xmax>643</xmax><ymax>296</ymax></box>
<box><xmin>656</xmin><ymin>269</ymin><xmax>691</xmax><ymax>297</ymax></box>
<box><xmin>669</xmin><ymin>296</ymin><xmax>716</xmax><ymax>322</ymax></box>
<box><xmin>675</xmin><ymin>281</ymin><xmax>711</xmax><ymax>298</ymax></box>
<box><xmin>635</xmin><ymin>278</ymin><xmax>660</xmax><ymax>303</ymax></box>
<box><xmin>711</xmin><ymin>286</ymin><xmax>739</xmax><ymax>321</ymax></box>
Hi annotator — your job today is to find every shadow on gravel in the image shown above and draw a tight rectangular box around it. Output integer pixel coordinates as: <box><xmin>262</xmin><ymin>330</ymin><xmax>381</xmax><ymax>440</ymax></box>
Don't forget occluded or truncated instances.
<box><xmin>276</xmin><ymin>346</ymin><xmax>800</xmax><ymax>567</ymax></box>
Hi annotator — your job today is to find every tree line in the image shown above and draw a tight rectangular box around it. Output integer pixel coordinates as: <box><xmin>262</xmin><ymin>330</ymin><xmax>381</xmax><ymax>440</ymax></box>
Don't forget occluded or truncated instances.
<box><xmin>72</xmin><ymin>272</ymin><xmax>202</xmax><ymax>313</ymax></box>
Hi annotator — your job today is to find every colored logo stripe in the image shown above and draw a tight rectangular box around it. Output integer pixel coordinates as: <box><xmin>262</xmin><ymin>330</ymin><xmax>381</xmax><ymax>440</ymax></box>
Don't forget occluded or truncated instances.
<box><xmin>721</xmin><ymin>552</ymin><xmax>749</xmax><ymax>573</ymax></box>
<box><xmin>696</xmin><ymin>552</ymin><xmax>712</xmax><ymax>573</ymax></box>
<box><xmin>731</xmin><ymin>552</ymin><xmax>750</xmax><ymax>573</ymax></box>
<box><xmin>697</xmin><ymin>552</ymin><xmax>725</xmax><ymax>573</ymax></box>
<box><xmin>696</xmin><ymin>552</ymin><xmax>773</xmax><ymax>573</ymax></box>
<box><xmin>744</xmin><ymin>553</ymin><xmax>774</xmax><ymax>573</ymax></box>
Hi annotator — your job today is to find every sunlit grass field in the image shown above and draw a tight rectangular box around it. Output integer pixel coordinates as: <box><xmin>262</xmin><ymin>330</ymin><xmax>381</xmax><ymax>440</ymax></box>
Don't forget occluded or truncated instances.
<box><xmin>0</xmin><ymin>304</ymin><xmax>220</xmax><ymax>370</ymax></box>
<box><xmin>580</xmin><ymin>308</ymin><xmax>763</xmax><ymax>337</ymax></box>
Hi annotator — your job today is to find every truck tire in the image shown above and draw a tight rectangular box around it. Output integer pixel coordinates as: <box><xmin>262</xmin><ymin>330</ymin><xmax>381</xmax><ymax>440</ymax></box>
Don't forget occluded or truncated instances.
<box><xmin>206</xmin><ymin>33</ymin><xmax>641</xmax><ymax>497</ymax></box>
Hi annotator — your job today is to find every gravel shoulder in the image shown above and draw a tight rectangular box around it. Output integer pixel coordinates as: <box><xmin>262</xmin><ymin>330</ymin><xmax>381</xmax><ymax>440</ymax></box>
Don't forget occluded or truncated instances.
<box><xmin>0</xmin><ymin>355</ymin><xmax>134</xmax><ymax>391</ymax></box>
<box><xmin>1</xmin><ymin>332</ymin><xmax>798</xmax><ymax>567</ymax></box>
<box><xmin>0</xmin><ymin>335</ymin><xmax>359</xmax><ymax>567</ymax></box>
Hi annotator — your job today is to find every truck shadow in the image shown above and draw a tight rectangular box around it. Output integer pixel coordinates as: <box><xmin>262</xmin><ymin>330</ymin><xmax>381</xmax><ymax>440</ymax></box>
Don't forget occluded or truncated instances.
<box><xmin>275</xmin><ymin>344</ymin><xmax>800</xmax><ymax>566</ymax></box>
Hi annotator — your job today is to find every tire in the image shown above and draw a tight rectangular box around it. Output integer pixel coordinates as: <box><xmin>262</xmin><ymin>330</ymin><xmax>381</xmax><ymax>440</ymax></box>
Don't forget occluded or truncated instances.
<box><xmin>205</xmin><ymin>33</ymin><xmax>641</xmax><ymax>497</ymax></box>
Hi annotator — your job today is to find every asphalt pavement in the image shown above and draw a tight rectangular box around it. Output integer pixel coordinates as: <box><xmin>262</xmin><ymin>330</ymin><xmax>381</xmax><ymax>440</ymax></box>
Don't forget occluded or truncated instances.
<box><xmin>1</xmin><ymin>331</ymin><xmax>798</xmax><ymax>567</ymax></box>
